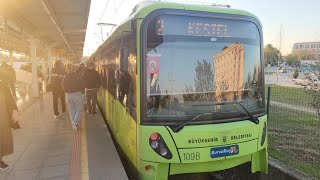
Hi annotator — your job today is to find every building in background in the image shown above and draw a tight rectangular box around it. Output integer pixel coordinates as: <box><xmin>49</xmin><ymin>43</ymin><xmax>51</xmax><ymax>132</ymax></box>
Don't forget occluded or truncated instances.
<box><xmin>292</xmin><ymin>42</ymin><xmax>320</xmax><ymax>60</ymax></box>
<box><xmin>213</xmin><ymin>42</ymin><xmax>244</xmax><ymax>102</ymax></box>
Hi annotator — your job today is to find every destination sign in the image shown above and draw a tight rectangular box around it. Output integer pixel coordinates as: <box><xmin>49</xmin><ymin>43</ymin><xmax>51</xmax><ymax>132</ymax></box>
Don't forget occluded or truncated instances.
<box><xmin>155</xmin><ymin>15</ymin><xmax>259</xmax><ymax>39</ymax></box>
<box><xmin>187</xmin><ymin>22</ymin><xmax>228</xmax><ymax>37</ymax></box>
<box><xmin>157</xmin><ymin>17</ymin><xmax>230</xmax><ymax>37</ymax></box>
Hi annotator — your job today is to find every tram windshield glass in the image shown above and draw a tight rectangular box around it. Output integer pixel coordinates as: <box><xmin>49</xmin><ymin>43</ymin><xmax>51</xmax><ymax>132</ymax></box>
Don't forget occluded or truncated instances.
<box><xmin>144</xmin><ymin>15</ymin><xmax>263</xmax><ymax>122</ymax></box>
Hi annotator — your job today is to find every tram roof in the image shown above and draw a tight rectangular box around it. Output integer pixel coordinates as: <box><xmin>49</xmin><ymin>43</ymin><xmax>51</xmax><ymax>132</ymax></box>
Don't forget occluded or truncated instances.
<box><xmin>92</xmin><ymin>1</ymin><xmax>261</xmax><ymax>57</ymax></box>
<box><xmin>131</xmin><ymin>1</ymin><xmax>258</xmax><ymax>20</ymax></box>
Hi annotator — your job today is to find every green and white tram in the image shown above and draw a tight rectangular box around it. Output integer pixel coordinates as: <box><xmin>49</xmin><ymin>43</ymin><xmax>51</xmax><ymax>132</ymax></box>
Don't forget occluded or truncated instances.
<box><xmin>93</xmin><ymin>1</ymin><xmax>267</xmax><ymax>179</ymax></box>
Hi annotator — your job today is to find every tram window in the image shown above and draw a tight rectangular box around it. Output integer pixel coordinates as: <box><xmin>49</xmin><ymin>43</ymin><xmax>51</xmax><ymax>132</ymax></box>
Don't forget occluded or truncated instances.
<box><xmin>101</xmin><ymin>65</ymin><xmax>107</xmax><ymax>89</ymax></box>
<box><xmin>99</xmin><ymin>66</ymin><xmax>103</xmax><ymax>88</ymax></box>
<box><xmin>106</xmin><ymin>48</ymin><xmax>117</xmax><ymax>97</ymax></box>
<box><xmin>129</xmin><ymin>33</ymin><xmax>137</xmax><ymax>120</ymax></box>
<box><xmin>119</xmin><ymin>35</ymin><xmax>130</xmax><ymax>105</ymax></box>
<box><xmin>117</xmin><ymin>34</ymin><xmax>137</xmax><ymax>120</ymax></box>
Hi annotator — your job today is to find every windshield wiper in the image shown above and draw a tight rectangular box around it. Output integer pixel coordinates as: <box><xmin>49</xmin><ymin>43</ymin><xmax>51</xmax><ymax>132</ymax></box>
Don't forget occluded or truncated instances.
<box><xmin>219</xmin><ymin>101</ymin><xmax>259</xmax><ymax>125</ymax></box>
<box><xmin>172</xmin><ymin>101</ymin><xmax>259</xmax><ymax>133</ymax></box>
<box><xmin>172</xmin><ymin>112</ymin><xmax>219</xmax><ymax>133</ymax></box>
<box><xmin>235</xmin><ymin>103</ymin><xmax>260</xmax><ymax>124</ymax></box>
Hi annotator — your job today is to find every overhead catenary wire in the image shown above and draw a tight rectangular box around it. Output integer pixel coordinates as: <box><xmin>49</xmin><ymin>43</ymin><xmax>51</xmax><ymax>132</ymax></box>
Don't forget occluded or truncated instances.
<box><xmin>112</xmin><ymin>0</ymin><xmax>126</xmax><ymax>18</ymax></box>
<box><xmin>95</xmin><ymin>0</ymin><xmax>128</xmax><ymax>43</ymax></box>
<box><xmin>98</xmin><ymin>0</ymin><xmax>112</xmax><ymax>23</ymax></box>
<box><xmin>102</xmin><ymin>0</ymin><xmax>126</xmax><ymax>37</ymax></box>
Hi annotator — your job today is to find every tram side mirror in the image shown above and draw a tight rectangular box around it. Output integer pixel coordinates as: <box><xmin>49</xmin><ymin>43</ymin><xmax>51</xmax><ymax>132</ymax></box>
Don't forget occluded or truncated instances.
<box><xmin>120</xmin><ymin>47</ymin><xmax>129</xmax><ymax>72</ymax></box>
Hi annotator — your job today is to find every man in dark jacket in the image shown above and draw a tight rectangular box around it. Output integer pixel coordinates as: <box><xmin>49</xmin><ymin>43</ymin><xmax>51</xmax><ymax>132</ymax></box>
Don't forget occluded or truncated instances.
<box><xmin>50</xmin><ymin>60</ymin><xmax>66</xmax><ymax>118</ymax></box>
<box><xmin>82</xmin><ymin>62</ymin><xmax>100</xmax><ymax>114</ymax></box>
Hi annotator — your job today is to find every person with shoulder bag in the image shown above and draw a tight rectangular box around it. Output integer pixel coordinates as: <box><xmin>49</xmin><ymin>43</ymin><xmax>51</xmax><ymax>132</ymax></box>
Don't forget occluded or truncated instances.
<box><xmin>0</xmin><ymin>70</ymin><xmax>19</xmax><ymax>170</ymax></box>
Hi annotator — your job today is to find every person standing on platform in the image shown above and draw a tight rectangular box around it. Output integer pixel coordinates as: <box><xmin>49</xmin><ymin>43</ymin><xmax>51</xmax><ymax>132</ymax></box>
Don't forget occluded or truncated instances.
<box><xmin>0</xmin><ymin>70</ymin><xmax>18</xmax><ymax>170</ymax></box>
<box><xmin>0</xmin><ymin>60</ymin><xmax>16</xmax><ymax>97</ymax></box>
<box><xmin>49</xmin><ymin>60</ymin><xmax>66</xmax><ymax>119</ymax></box>
<box><xmin>76</xmin><ymin>63</ymin><xmax>87</xmax><ymax>111</ymax></box>
<box><xmin>63</xmin><ymin>64</ymin><xmax>84</xmax><ymax>130</ymax></box>
<box><xmin>76</xmin><ymin>63</ymin><xmax>86</xmax><ymax>74</ymax></box>
<box><xmin>82</xmin><ymin>62</ymin><xmax>100</xmax><ymax>114</ymax></box>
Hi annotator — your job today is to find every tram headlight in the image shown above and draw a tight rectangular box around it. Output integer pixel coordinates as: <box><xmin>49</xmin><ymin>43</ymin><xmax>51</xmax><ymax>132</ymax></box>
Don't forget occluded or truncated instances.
<box><xmin>149</xmin><ymin>132</ymin><xmax>172</xmax><ymax>159</ymax></box>
<box><xmin>160</xmin><ymin>146</ymin><xmax>168</xmax><ymax>156</ymax></box>
<box><xmin>150</xmin><ymin>141</ymin><xmax>159</xmax><ymax>149</ymax></box>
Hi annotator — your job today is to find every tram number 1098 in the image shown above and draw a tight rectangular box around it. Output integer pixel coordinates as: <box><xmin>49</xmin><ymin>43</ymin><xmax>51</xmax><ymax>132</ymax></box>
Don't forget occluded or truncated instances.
<box><xmin>183</xmin><ymin>152</ymin><xmax>200</xmax><ymax>161</ymax></box>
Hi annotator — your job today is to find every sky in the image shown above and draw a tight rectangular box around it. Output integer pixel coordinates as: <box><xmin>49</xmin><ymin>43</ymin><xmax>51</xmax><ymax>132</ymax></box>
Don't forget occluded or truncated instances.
<box><xmin>82</xmin><ymin>0</ymin><xmax>320</xmax><ymax>57</ymax></box>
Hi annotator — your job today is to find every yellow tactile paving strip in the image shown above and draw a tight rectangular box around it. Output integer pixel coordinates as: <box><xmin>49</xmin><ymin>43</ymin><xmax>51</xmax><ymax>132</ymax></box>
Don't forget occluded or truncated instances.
<box><xmin>81</xmin><ymin>112</ymin><xmax>89</xmax><ymax>180</ymax></box>
<box><xmin>69</xmin><ymin>120</ymin><xmax>81</xmax><ymax>180</ymax></box>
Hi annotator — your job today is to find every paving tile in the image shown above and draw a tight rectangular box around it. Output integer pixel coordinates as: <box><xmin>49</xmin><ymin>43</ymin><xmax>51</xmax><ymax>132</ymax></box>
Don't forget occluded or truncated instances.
<box><xmin>2</xmin><ymin>153</ymin><xmax>22</xmax><ymax>164</ymax></box>
<box><xmin>18</xmin><ymin>150</ymin><xmax>48</xmax><ymax>161</ymax></box>
<box><xmin>6</xmin><ymin>169</ymin><xmax>40</xmax><ymax>180</ymax></box>
<box><xmin>46</xmin><ymin>147</ymin><xmax>72</xmax><ymax>157</ymax></box>
<box><xmin>52</xmin><ymin>142</ymin><xmax>72</xmax><ymax>148</ymax></box>
<box><xmin>0</xmin><ymin>171</ymin><xmax>10</xmax><ymax>180</ymax></box>
<box><xmin>26</xmin><ymin>144</ymin><xmax>51</xmax><ymax>151</ymax></box>
<box><xmin>13</xmin><ymin>144</ymin><xmax>29</xmax><ymax>152</ymax></box>
<box><xmin>13</xmin><ymin>136</ymin><xmax>33</xmax><ymax>145</ymax></box>
<box><xmin>53</xmin><ymin>135</ymin><xmax>73</xmax><ymax>141</ymax></box>
<box><xmin>39</xmin><ymin>165</ymin><xmax>69</xmax><ymax>179</ymax></box>
<box><xmin>53</xmin><ymin>137</ymin><xmax>73</xmax><ymax>144</ymax></box>
<box><xmin>14</xmin><ymin>159</ymin><xmax>44</xmax><ymax>171</ymax></box>
<box><xmin>44</xmin><ymin>155</ymin><xmax>71</xmax><ymax>167</ymax></box>
<box><xmin>44</xmin><ymin>176</ymin><xmax>68</xmax><ymax>180</ymax></box>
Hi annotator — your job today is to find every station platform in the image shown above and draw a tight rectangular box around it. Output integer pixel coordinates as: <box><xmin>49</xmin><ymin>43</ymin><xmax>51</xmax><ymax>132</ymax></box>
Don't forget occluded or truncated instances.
<box><xmin>0</xmin><ymin>90</ymin><xmax>128</xmax><ymax>180</ymax></box>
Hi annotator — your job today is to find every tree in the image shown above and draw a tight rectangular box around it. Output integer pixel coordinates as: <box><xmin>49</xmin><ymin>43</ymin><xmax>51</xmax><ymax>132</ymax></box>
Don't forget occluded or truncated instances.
<box><xmin>294</xmin><ymin>49</ymin><xmax>317</xmax><ymax>60</ymax></box>
<box><xmin>194</xmin><ymin>60</ymin><xmax>214</xmax><ymax>92</ymax></box>
<box><xmin>218</xmin><ymin>79</ymin><xmax>229</xmax><ymax>102</ymax></box>
<box><xmin>298</xmin><ymin>61</ymin><xmax>320</xmax><ymax>116</ymax></box>
<box><xmin>252</xmin><ymin>64</ymin><xmax>263</xmax><ymax>106</ymax></box>
<box><xmin>286</xmin><ymin>54</ymin><xmax>301</xmax><ymax>67</ymax></box>
<box><xmin>264</xmin><ymin>44</ymin><xmax>282</xmax><ymax>66</ymax></box>
<box><xmin>184</xmin><ymin>59</ymin><xmax>215</xmax><ymax>101</ymax></box>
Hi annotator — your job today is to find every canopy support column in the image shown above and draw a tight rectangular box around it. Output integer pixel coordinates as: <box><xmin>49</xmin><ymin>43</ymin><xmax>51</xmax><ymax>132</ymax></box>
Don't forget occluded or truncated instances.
<box><xmin>30</xmin><ymin>39</ymin><xmax>39</xmax><ymax>98</ymax></box>
<box><xmin>47</xmin><ymin>48</ymin><xmax>52</xmax><ymax>74</ymax></box>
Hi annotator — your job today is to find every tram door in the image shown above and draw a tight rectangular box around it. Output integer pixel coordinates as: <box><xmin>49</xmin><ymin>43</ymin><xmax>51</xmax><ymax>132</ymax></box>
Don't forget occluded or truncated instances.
<box><xmin>115</xmin><ymin>35</ymin><xmax>133</xmax><ymax>151</ymax></box>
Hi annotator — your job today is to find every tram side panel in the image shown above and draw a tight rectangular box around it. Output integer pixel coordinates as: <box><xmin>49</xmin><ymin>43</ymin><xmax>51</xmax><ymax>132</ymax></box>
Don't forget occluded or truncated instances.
<box><xmin>97</xmin><ymin>42</ymin><xmax>139</xmax><ymax>174</ymax></box>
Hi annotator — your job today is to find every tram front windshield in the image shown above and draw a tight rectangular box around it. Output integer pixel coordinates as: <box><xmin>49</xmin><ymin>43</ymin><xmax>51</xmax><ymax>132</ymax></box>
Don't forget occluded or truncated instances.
<box><xmin>144</xmin><ymin>15</ymin><xmax>263</xmax><ymax>122</ymax></box>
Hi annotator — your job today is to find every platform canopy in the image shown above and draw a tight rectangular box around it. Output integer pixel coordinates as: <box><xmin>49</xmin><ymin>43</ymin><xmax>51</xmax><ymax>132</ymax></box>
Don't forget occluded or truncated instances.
<box><xmin>0</xmin><ymin>0</ymin><xmax>91</xmax><ymax>61</ymax></box>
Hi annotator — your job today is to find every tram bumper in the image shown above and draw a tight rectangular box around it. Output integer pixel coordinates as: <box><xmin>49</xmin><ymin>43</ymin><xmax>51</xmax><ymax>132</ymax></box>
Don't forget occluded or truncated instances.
<box><xmin>171</xmin><ymin>139</ymin><xmax>268</xmax><ymax>175</ymax></box>
<box><xmin>138</xmin><ymin>147</ymin><xmax>267</xmax><ymax>180</ymax></box>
